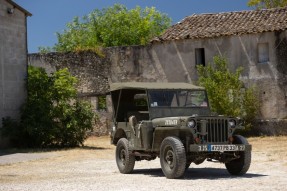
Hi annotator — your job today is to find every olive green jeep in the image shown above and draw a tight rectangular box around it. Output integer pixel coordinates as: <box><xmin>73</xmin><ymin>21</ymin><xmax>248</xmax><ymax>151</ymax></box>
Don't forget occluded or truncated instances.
<box><xmin>110</xmin><ymin>82</ymin><xmax>251</xmax><ymax>179</ymax></box>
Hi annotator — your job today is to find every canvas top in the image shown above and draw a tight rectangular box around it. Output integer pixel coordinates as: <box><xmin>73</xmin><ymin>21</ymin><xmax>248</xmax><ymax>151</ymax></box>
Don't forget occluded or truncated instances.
<box><xmin>110</xmin><ymin>82</ymin><xmax>205</xmax><ymax>91</ymax></box>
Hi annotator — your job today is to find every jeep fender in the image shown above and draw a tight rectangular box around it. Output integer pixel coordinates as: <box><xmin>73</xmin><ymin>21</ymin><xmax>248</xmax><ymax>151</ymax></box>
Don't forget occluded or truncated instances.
<box><xmin>112</xmin><ymin>128</ymin><xmax>127</xmax><ymax>145</ymax></box>
<box><xmin>151</xmin><ymin>127</ymin><xmax>194</xmax><ymax>152</ymax></box>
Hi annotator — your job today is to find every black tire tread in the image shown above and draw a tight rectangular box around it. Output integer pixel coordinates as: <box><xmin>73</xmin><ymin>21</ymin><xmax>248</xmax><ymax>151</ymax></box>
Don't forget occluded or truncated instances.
<box><xmin>115</xmin><ymin>138</ymin><xmax>135</xmax><ymax>174</ymax></box>
<box><xmin>160</xmin><ymin>137</ymin><xmax>186</xmax><ymax>179</ymax></box>
<box><xmin>225</xmin><ymin>135</ymin><xmax>251</xmax><ymax>175</ymax></box>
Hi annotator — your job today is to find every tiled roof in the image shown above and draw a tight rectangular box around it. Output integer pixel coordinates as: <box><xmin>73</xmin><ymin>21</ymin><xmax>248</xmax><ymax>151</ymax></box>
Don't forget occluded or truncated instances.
<box><xmin>152</xmin><ymin>7</ymin><xmax>287</xmax><ymax>42</ymax></box>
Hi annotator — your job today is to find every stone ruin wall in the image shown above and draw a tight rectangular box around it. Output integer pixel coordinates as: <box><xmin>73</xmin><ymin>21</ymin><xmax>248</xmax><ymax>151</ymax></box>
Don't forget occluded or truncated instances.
<box><xmin>28</xmin><ymin>38</ymin><xmax>287</xmax><ymax>136</ymax></box>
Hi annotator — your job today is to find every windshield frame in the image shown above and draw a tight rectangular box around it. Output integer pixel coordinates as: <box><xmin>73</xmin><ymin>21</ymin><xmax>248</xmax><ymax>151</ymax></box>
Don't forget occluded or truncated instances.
<box><xmin>147</xmin><ymin>89</ymin><xmax>209</xmax><ymax>108</ymax></box>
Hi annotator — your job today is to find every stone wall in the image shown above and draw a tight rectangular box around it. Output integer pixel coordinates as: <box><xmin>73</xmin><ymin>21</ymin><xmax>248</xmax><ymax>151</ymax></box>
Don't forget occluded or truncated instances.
<box><xmin>0</xmin><ymin>0</ymin><xmax>28</xmax><ymax>121</ymax></box>
<box><xmin>0</xmin><ymin>1</ymin><xmax>28</xmax><ymax>146</ymax></box>
<box><xmin>29</xmin><ymin>51</ymin><xmax>111</xmax><ymax>96</ymax></box>
<box><xmin>28</xmin><ymin>31</ymin><xmax>287</xmax><ymax>135</ymax></box>
<box><xmin>252</xmin><ymin>119</ymin><xmax>287</xmax><ymax>136</ymax></box>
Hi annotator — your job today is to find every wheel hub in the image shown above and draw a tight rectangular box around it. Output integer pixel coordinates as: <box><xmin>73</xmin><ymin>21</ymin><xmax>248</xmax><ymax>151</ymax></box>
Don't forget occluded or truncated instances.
<box><xmin>165</xmin><ymin>150</ymin><xmax>175</xmax><ymax>169</ymax></box>
<box><xmin>120</xmin><ymin>149</ymin><xmax>126</xmax><ymax>165</ymax></box>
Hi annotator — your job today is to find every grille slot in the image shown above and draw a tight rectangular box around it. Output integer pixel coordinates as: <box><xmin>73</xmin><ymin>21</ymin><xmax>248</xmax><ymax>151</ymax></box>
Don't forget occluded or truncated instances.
<box><xmin>201</xmin><ymin>118</ymin><xmax>229</xmax><ymax>143</ymax></box>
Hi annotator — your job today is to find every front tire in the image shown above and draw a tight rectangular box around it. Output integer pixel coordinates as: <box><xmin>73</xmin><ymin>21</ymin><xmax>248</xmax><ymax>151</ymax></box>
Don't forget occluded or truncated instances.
<box><xmin>225</xmin><ymin>135</ymin><xmax>251</xmax><ymax>175</ymax></box>
<box><xmin>160</xmin><ymin>137</ymin><xmax>186</xmax><ymax>179</ymax></box>
<box><xmin>115</xmin><ymin>138</ymin><xmax>135</xmax><ymax>174</ymax></box>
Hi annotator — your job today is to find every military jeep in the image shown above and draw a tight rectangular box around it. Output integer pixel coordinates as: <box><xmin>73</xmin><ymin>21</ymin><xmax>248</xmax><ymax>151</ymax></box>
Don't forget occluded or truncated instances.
<box><xmin>110</xmin><ymin>82</ymin><xmax>251</xmax><ymax>179</ymax></box>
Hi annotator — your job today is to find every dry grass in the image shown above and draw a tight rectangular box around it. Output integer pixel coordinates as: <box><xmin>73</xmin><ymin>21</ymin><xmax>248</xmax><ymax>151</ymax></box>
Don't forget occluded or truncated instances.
<box><xmin>49</xmin><ymin>136</ymin><xmax>115</xmax><ymax>161</ymax></box>
<box><xmin>84</xmin><ymin>136</ymin><xmax>113</xmax><ymax>149</ymax></box>
<box><xmin>82</xmin><ymin>135</ymin><xmax>114</xmax><ymax>159</ymax></box>
<box><xmin>0</xmin><ymin>136</ymin><xmax>114</xmax><ymax>166</ymax></box>
<box><xmin>0</xmin><ymin>136</ymin><xmax>114</xmax><ymax>184</ymax></box>
<box><xmin>248</xmin><ymin>136</ymin><xmax>287</xmax><ymax>165</ymax></box>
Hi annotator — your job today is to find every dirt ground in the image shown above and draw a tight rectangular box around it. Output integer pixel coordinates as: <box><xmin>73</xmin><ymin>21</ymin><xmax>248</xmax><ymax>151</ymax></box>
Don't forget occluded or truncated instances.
<box><xmin>0</xmin><ymin>136</ymin><xmax>287</xmax><ymax>191</ymax></box>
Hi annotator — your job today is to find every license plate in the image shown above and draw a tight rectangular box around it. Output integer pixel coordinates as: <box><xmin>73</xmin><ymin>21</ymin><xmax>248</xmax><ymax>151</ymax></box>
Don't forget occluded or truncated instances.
<box><xmin>208</xmin><ymin>144</ymin><xmax>245</xmax><ymax>151</ymax></box>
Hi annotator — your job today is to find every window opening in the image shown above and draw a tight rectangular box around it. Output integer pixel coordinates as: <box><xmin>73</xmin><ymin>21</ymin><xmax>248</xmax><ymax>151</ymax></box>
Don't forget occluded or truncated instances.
<box><xmin>97</xmin><ymin>95</ymin><xmax>107</xmax><ymax>110</ymax></box>
<box><xmin>195</xmin><ymin>48</ymin><xmax>206</xmax><ymax>66</ymax></box>
<box><xmin>258</xmin><ymin>43</ymin><xmax>269</xmax><ymax>63</ymax></box>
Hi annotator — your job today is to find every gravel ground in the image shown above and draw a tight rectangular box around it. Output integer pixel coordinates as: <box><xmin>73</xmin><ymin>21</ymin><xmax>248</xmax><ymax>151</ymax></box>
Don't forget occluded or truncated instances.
<box><xmin>0</xmin><ymin>153</ymin><xmax>59</xmax><ymax>165</ymax></box>
<box><xmin>0</xmin><ymin>136</ymin><xmax>286</xmax><ymax>191</ymax></box>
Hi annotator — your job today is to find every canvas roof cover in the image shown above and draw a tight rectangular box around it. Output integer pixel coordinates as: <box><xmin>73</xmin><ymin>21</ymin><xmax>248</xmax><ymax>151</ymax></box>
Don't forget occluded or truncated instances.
<box><xmin>110</xmin><ymin>82</ymin><xmax>204</xmax><ymax>91</ymax></box>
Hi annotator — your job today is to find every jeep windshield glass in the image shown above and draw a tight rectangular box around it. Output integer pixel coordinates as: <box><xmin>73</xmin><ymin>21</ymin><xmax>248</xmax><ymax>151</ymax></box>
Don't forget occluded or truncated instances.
<box><xmin>148</xmin><ymin>90</ymin><xmax>208</xmax><ymax>107</ymax></box>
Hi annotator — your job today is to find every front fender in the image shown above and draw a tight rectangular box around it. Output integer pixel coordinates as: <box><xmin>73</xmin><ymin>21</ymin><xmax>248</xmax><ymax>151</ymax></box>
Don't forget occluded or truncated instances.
<box><xmin>112</xmin><ymin>128</ymin><xmax>127</xmax><ymax>145</ymax></box>
<box><xmin>151</xmin><ymin>127</ymin><xmax>194</xmax><ymax>152</ymax></box>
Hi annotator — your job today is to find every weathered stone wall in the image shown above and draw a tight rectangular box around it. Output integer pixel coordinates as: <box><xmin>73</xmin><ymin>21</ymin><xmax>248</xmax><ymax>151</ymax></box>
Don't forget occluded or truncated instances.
<box><xmin>0</xmin><ymin>0</ymin><xmax>28</xmax><ymax>120</ymax></box>
<box><xmin>28</xmin><ymin>31</ymin><xmax>287</xmax><ymax>135</ymax></box>
<box><xmin>252</xmin><ymin>119</ymin><xmax>287</xmax><ymax>136</ymax></box>
<box><xmin>0</xmin><ymin>1</ymin><xmax>28</xmax><ymax>146</ymax></box>
<box><xmin>29</xmin><ymin>51</ymin><xmax>111</xmax><ymax>96</ymax></box>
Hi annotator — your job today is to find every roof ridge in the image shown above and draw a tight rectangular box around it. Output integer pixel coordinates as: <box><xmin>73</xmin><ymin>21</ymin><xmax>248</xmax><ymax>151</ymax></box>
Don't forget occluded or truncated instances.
<box><xmin>6</xmin><ymin>0</ymin><xmax>32</xmax><ymax>16</ymax></box>
<box><xmin>152</xmin><ymin>6</ymin><xmax>287</xmax><ymax>42</ymax></box>
<box><xmin>187</xmin><ymin>6</ymin><xmax>287</xmax><ymax>17</ymax></box>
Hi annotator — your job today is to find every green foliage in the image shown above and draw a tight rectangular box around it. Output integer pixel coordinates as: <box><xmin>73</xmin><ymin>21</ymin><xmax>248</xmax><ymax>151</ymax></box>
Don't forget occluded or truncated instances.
<box><xmin>41</xmin><ymin>4</ymin><xmax>171</xmax><ymax>52</ymax></box>
<box><xmin>98</xmin><ymin>96</ymin><xmax>107</xmax><ymax>110</ymax></box>
<box><xmin>2</xmin><ymin>66</ymin><xmax>94</xmax><ymax>148</ymax></box>
<box><xmin>247</xmin><ymin>0</ymin><xmax>287</xmax><ymax>9</ymax></box>
<box><xmin>197</xmin><ymin>56</ymin><xmax>259</xmax><ymax>129</ymax></box>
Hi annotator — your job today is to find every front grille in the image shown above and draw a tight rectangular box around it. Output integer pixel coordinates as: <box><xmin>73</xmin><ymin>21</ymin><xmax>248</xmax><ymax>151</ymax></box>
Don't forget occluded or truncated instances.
<box><xmin>199</xmin><ymin>118</ymin><xmax>229</xmax><ymax>143</ymax></box>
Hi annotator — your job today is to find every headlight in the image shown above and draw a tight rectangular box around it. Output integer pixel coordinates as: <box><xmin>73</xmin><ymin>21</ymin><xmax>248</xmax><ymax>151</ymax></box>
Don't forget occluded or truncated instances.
<box><xmin>187</xmin><ymin>119</ymin><xmax>196</xmax><ymax>128</ymax></box>
<box><xmin>228</xmin><ymin>119</ymin><xmax>236</xmax><ymax>128</ymax></box>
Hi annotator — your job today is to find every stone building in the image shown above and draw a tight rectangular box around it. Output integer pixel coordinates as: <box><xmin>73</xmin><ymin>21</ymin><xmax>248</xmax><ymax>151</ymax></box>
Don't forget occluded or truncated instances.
<box><xmin>29</xmin><ymin>7</ymin><xmax>287</xmax><ymax>135</ymax></box>
<box><xmin>0</xmin><ymin>0</ymin><xmax>31</xmax><ymax>145</ymax></box>
<box><xmin>151</xmin><ymin>7</ymin><xmax>287</xmax><ymax>120</ymax></box>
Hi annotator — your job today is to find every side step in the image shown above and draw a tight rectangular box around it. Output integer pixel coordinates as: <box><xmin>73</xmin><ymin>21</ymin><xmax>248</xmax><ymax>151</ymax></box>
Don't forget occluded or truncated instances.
<box><xmin>133</xmin><ymin>151</ymin><xmax>152</xmax><ymax>157</ymax></box>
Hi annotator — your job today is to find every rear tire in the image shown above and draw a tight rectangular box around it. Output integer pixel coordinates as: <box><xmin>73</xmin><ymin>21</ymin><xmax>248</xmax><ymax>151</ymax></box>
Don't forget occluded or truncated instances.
<box><xmin>116</xmin><ymin>138</ymin><xmax>135</xmax><ymax>174</ymax></box>
<box><xmin>225</xmin><ymin>135</ymin><xmax>251</xmax><ymax>175</ymax></box>
<box><xmin>160</xmin><ymin>137</ymin><xmax>186</xmax><ymax>179</ymax></box>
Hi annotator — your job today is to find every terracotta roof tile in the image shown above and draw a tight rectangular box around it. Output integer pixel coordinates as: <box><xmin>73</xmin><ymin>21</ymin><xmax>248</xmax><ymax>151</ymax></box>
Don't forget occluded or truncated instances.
<box><xmin>152</xmin><ymin>7</ymin><xmax>287</xmax><ymax>42</ymax></box>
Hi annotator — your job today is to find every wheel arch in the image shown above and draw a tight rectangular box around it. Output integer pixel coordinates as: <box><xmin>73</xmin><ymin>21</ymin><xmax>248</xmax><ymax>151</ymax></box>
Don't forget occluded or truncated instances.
<box><xmin>233</xmin><ymin>134</ymin><xmax>249</xmax><ymax>145</ymax></box>
<box><xmin>112</xmin><ymin>128</ymin><xmax>127</xmax><ymax>145</ymax></box>
<box><xmin>152</xmin><ymin>127</ymin><xmax>194</xmax><ymax>152</ymax></box>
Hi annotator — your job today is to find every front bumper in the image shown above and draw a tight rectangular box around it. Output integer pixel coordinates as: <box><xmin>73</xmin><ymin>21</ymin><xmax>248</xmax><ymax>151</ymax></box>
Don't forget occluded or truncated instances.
<box><xmin>189</xmin><ymin>144</ymin><xmax>252</xmax><ymax>152</ymax></box>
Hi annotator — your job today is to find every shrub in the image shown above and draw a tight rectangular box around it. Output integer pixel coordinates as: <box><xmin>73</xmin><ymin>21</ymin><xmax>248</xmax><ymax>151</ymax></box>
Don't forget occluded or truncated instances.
<box><xmin>197</xmin><ymin>56</ymin><xmax>260</xmax><ymax>130</ymax></box>
<box><xmin>1</xmin><ymin>66</ymin><xmax>94</xmax><ymax>148</ymax></box>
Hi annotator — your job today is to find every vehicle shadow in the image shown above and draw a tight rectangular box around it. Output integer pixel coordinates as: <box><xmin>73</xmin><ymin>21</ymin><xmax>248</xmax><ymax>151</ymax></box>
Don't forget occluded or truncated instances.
<box><xmin>132</xmin><ymin>167</ymin><xmax>267</xmax><ymax>180</ymax></box>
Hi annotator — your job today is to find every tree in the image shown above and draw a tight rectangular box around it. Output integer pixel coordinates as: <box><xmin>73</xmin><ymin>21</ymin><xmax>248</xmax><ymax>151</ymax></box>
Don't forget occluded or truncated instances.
<box><xmin>197</xmin><ymin>56</ymin><xmax>259</xmax><ymax>129</ymax></box>
<box><xmin>247</xmin><ymin>0</ymin><xmax>287</xmax><ymax>9</ymax></box>
<box><xmin>41</xmin><ymin>4</ymin><xmax>171</xmax><ymax>52</ymax></box>
<box><xmin>2</xmin><ymin>66</ymin><xmax>95</xmax><ymax>147</ymax></box>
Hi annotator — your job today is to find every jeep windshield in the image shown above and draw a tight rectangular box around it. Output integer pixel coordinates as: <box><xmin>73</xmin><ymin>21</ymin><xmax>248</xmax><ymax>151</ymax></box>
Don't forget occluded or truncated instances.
<box><xmin>147</xmin><ymin>90</ymin><xmax>210</xmax><ymax>119</ymax></box>
<box><xmin>148</xmin><ymin>90</ymin><xmax>208</xmax><ymax>108</ymax></box>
